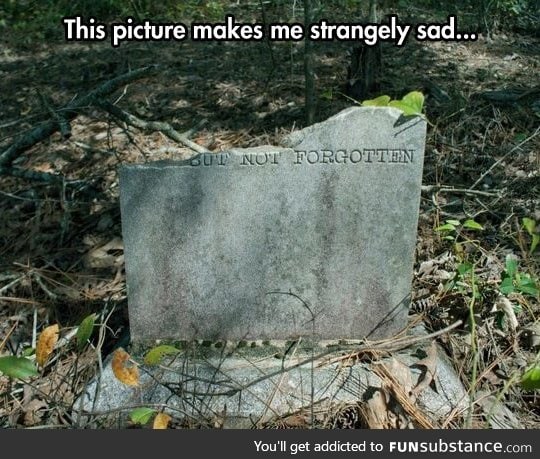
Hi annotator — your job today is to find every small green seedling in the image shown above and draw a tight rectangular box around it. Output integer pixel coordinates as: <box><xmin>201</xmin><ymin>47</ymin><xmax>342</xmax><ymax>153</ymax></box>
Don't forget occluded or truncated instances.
<box><xmin>445</xmin><ymin>262</ymin><xmax>481</xmax><ymax>299</ymax></box>
<box><xmin>129</xmin><ymin>407</ymin><xmax>156</xmax><ymax>425</ymax></box>
<box><xmin>500</xmin><ymin>255</ymin><xmax>539</xmax><ymax>297</ymax></box>
<box><xmin>521</xmin><ymin>363</ymin><xmax>540</xmax><ymax>390</ymax></box>
<box><xmin>362</xmin><ymin>91</ymin><xmax>425</xmax><ymax>116</ymax></box>
<box><xmin>0</xmin><ymin>356</ymin><xmax>38</xmax><ymax>379</ymax></box>
<box><xmin>522</xmin><ymin>218</ymin><xmax>539</xmax><ymax>255</ymax></box>
<box><xmin>436</xmin><ymin>219</ymin><xmax>483</xmax><ymax>240</ymax></box>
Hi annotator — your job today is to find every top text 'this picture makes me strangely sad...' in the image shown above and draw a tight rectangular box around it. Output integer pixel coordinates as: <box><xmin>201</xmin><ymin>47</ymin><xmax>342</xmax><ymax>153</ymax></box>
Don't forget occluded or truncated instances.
<box><xmin>62</xmin><ymin>14</ymin><xmax>477</xmax><ymax>48</ymax></box>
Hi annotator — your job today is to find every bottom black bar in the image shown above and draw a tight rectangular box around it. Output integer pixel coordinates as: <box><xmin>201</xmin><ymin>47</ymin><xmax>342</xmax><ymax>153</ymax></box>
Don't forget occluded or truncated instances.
<box><xmin>0</xmin><ymin>429</ymin><xmax>537</xmax><ymax>459</ymax></box>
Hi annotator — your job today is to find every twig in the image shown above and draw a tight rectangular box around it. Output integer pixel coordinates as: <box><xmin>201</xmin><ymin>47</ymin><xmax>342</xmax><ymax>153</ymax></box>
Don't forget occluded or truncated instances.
<box><xmin>39</xmin><ymin>93</ymin><xmax>71</xmax><ymax>139</ymax></box>
<box><xmin>421</xmin><ymin>185</ymin><xmax>499</xmax><ymax>197</ymax></box>
<box><xmin>33</xmin><ymin>272</ymin><xmax>58</xmax><ymax>300</ymax></box>
<box><xmin>0</xmin><ymin>166</ymin><xmax>64</xmax><ymax>183</ymax></box>
<box><xmin>181</xmin><ymin>118</ymin><xmax>207</xmax><ymax>139</ymax></box>
<box><xmin>96</xmin><ymin>101</ymin><xmax>210</xmax><ymax>155</ymax></box>
<box><xmin>469</xmin><ymin>126</ymin><xmax>540</xmax><ymax>190</ymax></box>
<box><xmin>0</xmin><ymin>322</ymin><xmax>17</xmax><ymax>353</ymax></box>
<box><xmin>0</xmin><ymin>274</ymin><xmax>26</xmax><ymax>295</ymax></box>
<box><xmin>0</xmin><ymin>66</ymin><xmax>157</xmax><ymax>168</ymax></box>
<box><xmin>212</xmin><ymin>320</ymin><xmax>463</xmax><ymax>397</ymax></box>
<box><xmin>32</xmin><ymin>307</ymin><xmax>38</xmax><ymax>350</ymax></box>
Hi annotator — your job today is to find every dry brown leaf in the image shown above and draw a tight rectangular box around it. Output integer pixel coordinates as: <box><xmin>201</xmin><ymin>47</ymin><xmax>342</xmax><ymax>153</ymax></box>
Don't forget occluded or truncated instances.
<box><xmin>275</xmin><ymin>413</ymin><xmax>309</xmax><ymax>428</ymax></box>
<box><xmin>495</xmin><ymin>296</ymin><xmax>519</xmax><ymax>331</ymax></box>
<box><xmin>83</xmin><ymin>237</ymin><xmax>124</xmax><ymax>269</ymax></box>
<box><xmin>23</xmin><ymin>398</ymin><xmax>48</xmax><ymax>426</ymax></box>
<box><xmin>361</xmin><ymin>389</ymin><xmax>391</xmax><ymax>429</ymax></box>
<box><xmin>111</xmin><ymin>348</ymin><xmax>139</xmax><ymax>386</ymax></box>
<box><xmin>36</xmin><ymin>324</ymin><xmax>59</xmax><ymax>367</ymax></box>
<box><xmin>153</xmin><ymin>412</ymin><xmax>171</xmax><ymax>429</ymax></box>
<box><xmin>411</xmin><ymin>341</ymin><xmax>439</xmax><ymax>398</ymax></box>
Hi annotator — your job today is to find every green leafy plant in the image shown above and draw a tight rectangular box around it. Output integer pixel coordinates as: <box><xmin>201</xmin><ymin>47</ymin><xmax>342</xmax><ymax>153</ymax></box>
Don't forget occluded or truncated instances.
<box><xmin>143</xmin><ymin>344</ymin><xmax>180</xmax><ymax>366</ymax></box>
<box><xmin>499</xmin><ymin>255</ymin><xmax>539</xmax><ymax>297</ymax></box>
<box><xmin>436</xmin><ymin>218</ymin><xmax>484</xmax><ymax>239</ymax></box>
<box><xmin>362</xmin><ymin>91</ymin><xmax>425</xmax><ymax>116</ymax></box>
<box><xmin>0</xmin><ymin>356</ymin><xmax>38</xmax><ymax>379</ymax></box>
<box><xmin>522</xmin><ymin>217</ymin><xmax>539</xmax><ymax>255</ymax></box>
<box><xmin>76</xmin><ymin>313</ymin><xmax>96</xmax><ymax>350</ymax></box>
<box><xmin>521</xmin><ymin>360</ymin><xmax>540</xmax><ymax>390</ymax></box>
<box><xmin>130</xmin><ymin>407</ymin><xmax>156</xmax><ymax>425</ymax></box>
<box><xmin>445</xmin><ymin>262</ymin><xmax>481</xmax><ymax>299</ymax></box>
<box><xmin>435</xmin><ymin>218</ymin><xmax>484</xmax><ymax>259</ymax></box>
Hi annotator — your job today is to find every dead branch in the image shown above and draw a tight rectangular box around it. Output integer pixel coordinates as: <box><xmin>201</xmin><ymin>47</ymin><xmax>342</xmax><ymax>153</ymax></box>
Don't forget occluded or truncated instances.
<box><xmin>0</xmin><ymin>66</ymin><xmax>158</xmax><ymax>169</ymax></box>
<box><xmin>469</xmin><ymin>126</ymin><xmax>540</xmax><ymax>190</ymax></box>
<box><xmin>38</xmin><ymin>93</ymin><xmax>71</xmax><ymax>140</ymax></box>
<box><xmin>421</xmin><ymin>185</ymin><xmax>500</xmax><ymax>197</ymax></box>
<box><xmin>96</xmin><ymin>101</ymin><xmax>210</xmax><ymax>155</ymax></box>
<box><xmin>207</xmin><ymin>320</ymin><xmax>464</xmax><ymax>398</ymax></box>
<box><xmin>0</xmin><ymin>166</ymin><xmax>64</xmax><ymax>183</ymax></box>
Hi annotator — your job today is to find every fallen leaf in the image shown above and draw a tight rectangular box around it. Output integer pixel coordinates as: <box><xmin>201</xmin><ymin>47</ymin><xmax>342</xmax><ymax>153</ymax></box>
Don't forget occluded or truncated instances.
<box><xmin>0</xmin><ymin>356</ymin><xmax>38</xmax><ymax>379</ymax></box>
<box><xmin>111</xmin><ymin>348</ymin><xmax>139</xmax><ymax>386</ymax></box>
<box><xmin>153</xmin><ymin>412</ymin><xmax>171</xmax><ymax>429</ymax></box>
<box><xmin>360</xmin><ymin>389</ymin><xmax>390</xmax><ymax>429</ymax></box>
<box><xmin>23</xmin><ymin>398</ymin><xmax>48</xmax><ymax>426</ymax></box>
<box><xmin>83</xmin><ymin>237</ymin><xmax>124</xmax><ymax>269</ymax></box>
<box><xmin>144</xmin><ymin>345</ymin><xmax>180</xmax><ymax>366</ymax></box>
<box><xmin>495</xmin><ymin>296</ymin><xmax>519</xmax><ymax>331</ymax></box>
<box><xmin>130</xmin><ymin>407</ymin><xmax>155</xmax><ymax>425</ymax></box>
<box><xmin>36</xmin><ymin>324</ymin><xmax>59</xmax><ymax>367</ymax></box>
<box><xmin>411</xmin><ymin>341</ymin><xmax>438</xmax><ymax>398</ymax></box>
<box><xmin>76</xmin><ymin>314</ymin><xmax>96</xmax><ymax>350</ymax></box>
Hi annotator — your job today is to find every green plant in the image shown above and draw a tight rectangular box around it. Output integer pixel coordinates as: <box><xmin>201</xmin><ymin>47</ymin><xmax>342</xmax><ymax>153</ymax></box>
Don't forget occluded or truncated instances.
<box><xmin>436</xmin><ymin>218</ymin><xmax>484</xmax><ymax>240</ymax></box>
<box><xmin>435</xmin><ymin>218</ymin><xmax>484</xmax><ymax>263</ymax></box>
<box><xmin>0</xmin><ymin>356</ymin><xmax>38</xmax><ymax>379</ymax></box>
<box><xmin>499</xmin><ymin>254</ymin><xmax>539</xmax><ymax>297</ymax></box>
<box><xmin>130</xmin><ymin>407</ymin><xmax>156</xmax><ymax>425</ymax></box>
<box><xmin>362</xmin><ymin>91</ymin><xmax>425</xmax><ymax>116</ymax></box>
<box><xmin>445</xmin><ymin>262</ymin><xmax>482</xmax><ymax>299</ymax></box>
<box><xmin>521</xmin><ymin>358</ymin><xmax>540</xmax><ymax>390</ymax></box>
<box><xmin>522</xmin><ymin>217</ymin><xmax>539</xmax><ymax>255</ymax></box>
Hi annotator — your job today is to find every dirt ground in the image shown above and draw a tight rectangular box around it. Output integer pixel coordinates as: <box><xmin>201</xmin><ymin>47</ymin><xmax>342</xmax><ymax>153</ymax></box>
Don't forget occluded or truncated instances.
<box><xmin>0</xmin><ymin>14</ymin><xmax>539</xmax><ymax>428</ymax></box>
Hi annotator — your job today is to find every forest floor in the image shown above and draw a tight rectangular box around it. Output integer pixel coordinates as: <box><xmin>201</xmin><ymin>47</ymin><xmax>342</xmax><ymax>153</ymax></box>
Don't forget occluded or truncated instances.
<box><xmin>0</xmin><ymin>12</ymin><xmax>539</xmax><ymax>428</ymax></box>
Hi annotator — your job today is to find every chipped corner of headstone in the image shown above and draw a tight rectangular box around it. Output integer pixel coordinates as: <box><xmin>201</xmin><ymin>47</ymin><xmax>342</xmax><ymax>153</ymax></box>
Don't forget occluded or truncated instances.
<box><xmin>281</xmin><ymin>106</ymin><xmax>424</xmax><ymax>148</ymax></box>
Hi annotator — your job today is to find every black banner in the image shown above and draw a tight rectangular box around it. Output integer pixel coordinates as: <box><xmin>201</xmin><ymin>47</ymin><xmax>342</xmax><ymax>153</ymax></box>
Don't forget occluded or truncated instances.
<box><xmin>0</xmin><ymin>429</ymin><xmax>537</xmax><ymax>459</ymax></box>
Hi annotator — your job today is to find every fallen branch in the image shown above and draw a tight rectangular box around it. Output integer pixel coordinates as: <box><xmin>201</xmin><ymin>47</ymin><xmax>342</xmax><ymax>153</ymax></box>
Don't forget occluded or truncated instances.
<box><xmin>0</xmin><ymin>166</ymin><xmax>64</xmax><ymax>183</ymax></box>
<box><xmin>421</xmin><ymin>185</ymin><xmax>500</xmax><ymax>197</ymax></box>
<box><xmin>39</xmin><ymin>93</ymin><xmax>71</xmax><ymax>139</ymax></box>
<box><xmin>0</xmin><ymin>66</ymin><xmax>157</xmax><ymax>169</ymax></box>
<box><xmin>204</xmin><ymin>320</ymin><xmax>464</xmax><ymax>397</ymax></box>
<box><xmin>469</xmin><ymin>126</ymin><xmax>540</xmax><ymax>191</ymax></box>
<box><xmin>96</xmin><ymin>101</ymin><xmax>210</xmax><ymax>155</ymax></box>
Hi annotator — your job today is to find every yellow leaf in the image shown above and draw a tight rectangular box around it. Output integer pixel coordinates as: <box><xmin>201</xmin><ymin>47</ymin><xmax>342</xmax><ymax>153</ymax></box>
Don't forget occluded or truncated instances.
<box><xmin>36</xmin><ymin>324</ymin><xmax>59</xmax><ymax>367</ymax></box>
<box><xmin>111</xmin><ymin>348</ymin><xmax>139</xmax><ymax>386</ymax></box>
<box><xmin>153</xmin><ymin>412</ymin><xmax>171</xmax><ymax>429</ymax></box>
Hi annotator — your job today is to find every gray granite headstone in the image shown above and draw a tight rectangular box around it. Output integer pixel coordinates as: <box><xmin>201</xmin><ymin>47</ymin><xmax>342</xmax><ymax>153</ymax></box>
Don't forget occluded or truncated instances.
<box><xmin>119</xmin><ymin>107</ymin><xmax>426</xmax><ymax>342</ymax></box>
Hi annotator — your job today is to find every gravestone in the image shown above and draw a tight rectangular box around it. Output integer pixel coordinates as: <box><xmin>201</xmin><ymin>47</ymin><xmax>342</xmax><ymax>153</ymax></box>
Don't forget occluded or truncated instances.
<box><xmin>79</xmin><ymin>108</ymin><xmax>470</xmax><ymax>427</ymax></box>
<box><xmin>119</xmin><ymin>107</ymin><xmax>426</xmax><ymax>342</ymax></box>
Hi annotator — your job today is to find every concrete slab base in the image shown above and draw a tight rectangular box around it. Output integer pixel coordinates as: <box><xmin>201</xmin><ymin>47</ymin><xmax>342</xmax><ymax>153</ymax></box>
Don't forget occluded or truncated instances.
<box><xmin>76</xmin><ymin>328</ymin><xmax>467</xmax><ymax>428</ymax></box>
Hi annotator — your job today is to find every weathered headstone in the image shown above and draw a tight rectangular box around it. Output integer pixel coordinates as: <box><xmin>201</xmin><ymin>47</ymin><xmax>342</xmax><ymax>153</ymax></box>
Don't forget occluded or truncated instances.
<box><xmin>120</xmin><ymin>107</ymin><xmax>426</xmax><ymax>342</ymax></box>
<box><xmin>80</xmin><ymin>108</ymin><xmax>469</xmax><ymax>427</ymax></box>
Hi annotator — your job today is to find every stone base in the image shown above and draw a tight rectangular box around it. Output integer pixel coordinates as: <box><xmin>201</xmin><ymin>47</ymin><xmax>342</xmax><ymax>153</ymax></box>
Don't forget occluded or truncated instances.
<box><xmin>76</xmin><ymin>327</ymin><xmax>467</xmax><ymax>428</ymax></box>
